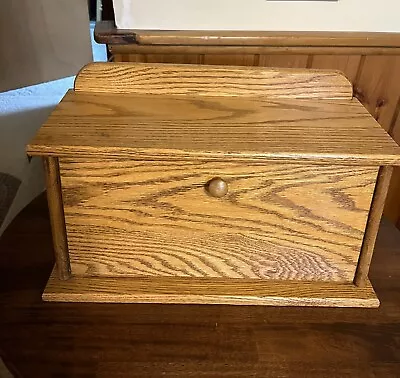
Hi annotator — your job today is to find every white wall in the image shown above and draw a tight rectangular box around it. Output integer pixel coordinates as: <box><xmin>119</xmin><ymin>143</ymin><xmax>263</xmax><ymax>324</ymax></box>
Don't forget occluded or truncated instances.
<box><xmin>114</xmin><ymin>0</ymin><xmax>400</xmax><ymax>32</ymax></box>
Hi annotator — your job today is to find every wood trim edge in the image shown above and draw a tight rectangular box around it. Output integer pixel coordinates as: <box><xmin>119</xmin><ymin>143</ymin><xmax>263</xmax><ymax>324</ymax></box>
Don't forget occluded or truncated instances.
<box><xmin>43</xmin><ymin>157</ymin><xmax>71</xmax><ymax>281</ymax></box>
<box><xmin>94</xmin><ymin>22</ymin><xmax>400</xmax><ymax>48</ymax></box>
<box><xmin>354</xmin><ymin>166</ymin><xmax>393</xmax><ymax>286</ymax></box>
<box><xmin>43</xmin><ymin>272</ymin><xmax>379</xmax><ymax>307</ymax></box>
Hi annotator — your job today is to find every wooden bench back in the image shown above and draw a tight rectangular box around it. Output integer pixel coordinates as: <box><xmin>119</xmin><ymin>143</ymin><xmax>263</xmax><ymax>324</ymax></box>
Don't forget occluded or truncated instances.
<box><xmin>74</xmin><ymin>62</ymin><xmax>353</xmax><ymax>100</ymax></box>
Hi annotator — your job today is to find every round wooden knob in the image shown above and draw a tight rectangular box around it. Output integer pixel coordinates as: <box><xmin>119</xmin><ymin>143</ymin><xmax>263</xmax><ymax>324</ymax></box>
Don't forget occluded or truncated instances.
<box><xmin>207</xmin><ymin>177</ymin><xmax>228</xmax><ymax>198</ymax></box>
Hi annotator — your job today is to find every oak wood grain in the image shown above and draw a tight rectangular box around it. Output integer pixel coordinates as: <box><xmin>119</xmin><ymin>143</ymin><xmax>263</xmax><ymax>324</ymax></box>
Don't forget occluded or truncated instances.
<box><xmin>97</xmin><ymin>30</ymin><xmax>400</xmax><ymax>227</ymax></box>
<box><xmin>3</xmin><ymin>194</ymin><xmax>400</xmax><ymax>376</ymax></box>
<box><xmin>355</xmin><ymin>166</ymin><xmax>393</xmax><ymax>286</ymax></box>
<box><xmin>74</xmin><ymin>62</ymin><xmax>353</xmax><ymax>99</ymax></box>
<box><xmin>43</xmin><ymin>157</ymin><xmax>71</xmax><ymax>280</ymax></box>
<box><xmin>59</xmin><ymin>158</ymin><xmax>377</xmax><ymax>282</ymax></box>
<box><xmin>43</xmin><ymin>270</ymin><xmax>379</xmax><ymax>307</ymax></box>
<box><xmin>26</xmin><ymin>90</ymin><xmax>400</xmax><ymax>165</ymax></box>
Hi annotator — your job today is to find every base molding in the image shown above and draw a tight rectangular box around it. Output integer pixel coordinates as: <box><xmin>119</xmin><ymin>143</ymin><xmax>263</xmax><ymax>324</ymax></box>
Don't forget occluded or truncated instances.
<box><xmin>43</xmin><ymin>270</ymin><xmax>379</xmax><ymax>308</ymax></box>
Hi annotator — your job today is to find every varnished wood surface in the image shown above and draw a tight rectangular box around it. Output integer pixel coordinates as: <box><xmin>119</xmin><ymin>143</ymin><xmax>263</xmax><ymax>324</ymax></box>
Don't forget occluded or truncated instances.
<box><xmin>60</xmin><ymin>159</ymin><xmax>377</xmax><ymax>282</ymax></box>
<box><xmin>74</xmin><ymin>62</ymin><xmax>353</xmax><ymax>99</ymax></box>
<box><xmin>110</xmin><ymin>44</ymin><xmax>400</xmax><ymax>56</ymax></box>
<box><xmin>355</xmin><ymin>167</ymin><xmax>393</xmax><ymax>286</ymax></box>
<box><xmin>43</xmin><ymin>157</ymin><xmax>71</xmax><ymax>281</ymax></box>
<box><xmin>43</xmin><ymin>271</ymin><xmax>379</xmax><ymax>308</ymax></box>
<box><xmin>95</xmin><ymin>21</ymin><xmax>400</xmax><ymax>48</ymax></box>
<box><xmin>26</xmin><ymin>90</ymin><xmax>400</xmax><ymax>164</ymax></box>
<box><xmin>96</xmin><ymin>28</ymin><xmax>400</xmax><ymax>227</ymax></box>
<box><xmin>2</xmin><ymin>194</ymin><xmax>400</xmax><ymax>376</ymax></box>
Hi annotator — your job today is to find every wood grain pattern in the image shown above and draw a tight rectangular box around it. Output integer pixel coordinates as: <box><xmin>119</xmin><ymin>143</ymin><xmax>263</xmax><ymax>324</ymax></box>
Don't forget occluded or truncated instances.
<box><xmin>74</xmin><ymin>62</ymin><xmax>353</xmax><ymax>99</ymax></box>
<box><xmin>3</xmin><ymin>194</ymin><xmax>400</xmax><ymax>376</ymax></box>
<box><xmin>42</xmin><ymin>270</ymin><xmax>379</xmax><ymax>307</ymax></box>
<box><xmin>26</xmin><ymin>90</ymin><xmax>400</xmax><ymax>165</ymax></box>
<box><xmin>43</xmin><ymin>157</ymin><xmax>71</xmax><ymax>280</ymax></box>
<box><xmin>96</xmin><ymin>27</ymin><xmax>400</xmax><ymax>227</ymax></box>
<box><xmin>59</xmin><ymin>158</ymin><xmax>377</xmax><ymax>282</ymax></box>
<box><xmin>354</xmin><ymin>166</ymin><xmax>393</xmax><ymax>286</ymax></box>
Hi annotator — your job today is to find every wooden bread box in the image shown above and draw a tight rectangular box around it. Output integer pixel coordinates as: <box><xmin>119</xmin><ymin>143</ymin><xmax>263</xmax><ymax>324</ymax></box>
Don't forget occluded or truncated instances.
<box><xmin>27</xmin><ymin>62</ymin><xmax>400</xmax><ymax>307</ymax></box>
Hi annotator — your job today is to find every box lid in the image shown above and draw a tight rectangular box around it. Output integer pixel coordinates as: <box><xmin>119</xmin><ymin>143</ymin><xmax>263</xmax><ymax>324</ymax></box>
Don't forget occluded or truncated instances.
<box><xmin>27</xmin><ymin>63</ymin><xmax>400</xmax><ymax>165</ymax></box>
